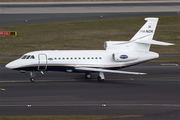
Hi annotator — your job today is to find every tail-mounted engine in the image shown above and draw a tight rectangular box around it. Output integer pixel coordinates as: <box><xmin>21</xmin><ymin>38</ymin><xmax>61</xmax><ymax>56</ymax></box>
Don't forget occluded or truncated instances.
<box><xmin>112</xmin><ymin>52</ymin><xmax>138</xmax><ymax>62</ymax></box>
<box><xmin>104</xmin><ymin>41</ymin><xmax>128</xmax><ymax>50</ymax></box>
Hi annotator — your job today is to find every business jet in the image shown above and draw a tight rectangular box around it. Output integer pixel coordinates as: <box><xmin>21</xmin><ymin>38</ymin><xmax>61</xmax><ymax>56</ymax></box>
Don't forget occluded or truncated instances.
<box><xmin>6</xmin><ymin>18</ymin><xmax>174</xmax><ymax>82</ymax></box>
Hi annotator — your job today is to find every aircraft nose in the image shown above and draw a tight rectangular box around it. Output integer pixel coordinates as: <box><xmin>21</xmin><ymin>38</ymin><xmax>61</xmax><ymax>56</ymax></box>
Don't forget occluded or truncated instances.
<box><xmin>5</xmin><ymin>61</ymin><xmax>18</xmax><ymax>69</ymax></box>
<box><xmin>5</xmin><ymin>62</ymin><xmax>13</xmax><ymax>69</ymax></box>
<box><xmin>5</xmin><ymin>59</ymin><xmax>23</xmax><ymax>70</ymax></box>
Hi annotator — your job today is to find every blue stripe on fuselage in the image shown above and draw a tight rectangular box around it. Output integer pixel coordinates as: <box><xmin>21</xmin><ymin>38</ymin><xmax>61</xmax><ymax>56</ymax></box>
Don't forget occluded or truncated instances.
<box><xmin>11</xmin><ymin>61</ymin><xmax>147</xmax><ymax>72</ymax></box>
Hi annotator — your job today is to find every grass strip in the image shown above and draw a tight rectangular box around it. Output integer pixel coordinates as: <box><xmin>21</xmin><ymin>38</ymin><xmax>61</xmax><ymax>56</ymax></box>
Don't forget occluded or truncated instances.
<box><xmin>0</xmin><ymin>115</ymin><xmax>143</xmax><ymax>120</ymax></box>
<box><xmin>0</xmin><ymin>16</ymin><xmax>179</xmax><ymax>56</ymax></box>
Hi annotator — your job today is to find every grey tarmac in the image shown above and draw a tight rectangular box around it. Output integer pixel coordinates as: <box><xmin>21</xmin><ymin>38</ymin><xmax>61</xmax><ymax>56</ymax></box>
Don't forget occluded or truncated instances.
<box><xmin>0</xmin><ymin>1</ymin><xmax>180</xmax><ymax>26</ymax></box>
<box><xmin>0</xmin><ymin>63</ymin><xmax>180</xmax><ymax>120</ymax></box>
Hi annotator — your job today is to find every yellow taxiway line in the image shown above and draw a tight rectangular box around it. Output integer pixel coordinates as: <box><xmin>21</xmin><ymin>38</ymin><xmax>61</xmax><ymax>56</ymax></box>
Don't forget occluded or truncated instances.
<box><xmin>0</xmin><ymin>88</ymin><xmax>6</xmax><ymax>90</ymax></box>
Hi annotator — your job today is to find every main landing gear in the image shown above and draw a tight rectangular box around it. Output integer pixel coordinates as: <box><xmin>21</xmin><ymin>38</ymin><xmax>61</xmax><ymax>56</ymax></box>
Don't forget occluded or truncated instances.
<box><xmin>97</xmin><ymin>72</ymin><xmax>105</xmax><ymax>82</ymax></box>
<box><xmin>30</xmin><ymin>71</ymin><xmax>35</xmax><ymax>82</ymax></box>
<box><xmin>85</xmin><ymin>72</ymin><xmax>92</xmax><ymax>79</ymax></box>
<box><xmin>85</xmin><ymin>72</ymin><xmax>105</xmax><ymax>82</ymax></box>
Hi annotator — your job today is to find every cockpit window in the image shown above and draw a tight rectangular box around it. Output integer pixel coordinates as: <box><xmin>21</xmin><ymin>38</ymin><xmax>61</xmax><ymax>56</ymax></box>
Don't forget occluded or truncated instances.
<box><xmin>26</xmin><ymin>55</ymin><xmax>31</xmax><ymax>59</ymax></box>
<box><xmin>21</xmin><ymin>55</ymin><xmax>27</xmax><ymax>59</ymax></box>
<box><xmin>30</xmin><ymin>55</ymin><xmax>35</xmax><ymax>59</ymax></box>
<box><xmin>21</xmin><ymin>55</ymin><xmax>35</xmax><ymax>59</ymax></box>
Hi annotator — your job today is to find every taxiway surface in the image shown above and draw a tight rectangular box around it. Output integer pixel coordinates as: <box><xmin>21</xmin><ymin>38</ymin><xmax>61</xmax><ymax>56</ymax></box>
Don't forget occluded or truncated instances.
<box><xmin>0</xmin><ymin>1</ymin><xmax>180</xmax><ymax>26</ymax></box>
<box><xmin>0</xmin><ymin>63</ymin><xmax>180</xmax><ymax>120</ymax></box>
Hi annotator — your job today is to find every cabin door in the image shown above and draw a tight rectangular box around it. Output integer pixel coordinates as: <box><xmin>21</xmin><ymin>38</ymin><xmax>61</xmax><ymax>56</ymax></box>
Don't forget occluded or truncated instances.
<box><xmin>38</xmin><ymin>54</ymin><xmax>47</xmax><ymax>71</ymax></box>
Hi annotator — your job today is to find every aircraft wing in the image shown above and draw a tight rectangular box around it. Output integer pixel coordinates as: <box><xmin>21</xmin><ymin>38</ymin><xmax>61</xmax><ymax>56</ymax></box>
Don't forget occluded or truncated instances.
<box><xmin>75</xmin><ymin>67</ymin><xmax>146</xmax><ymax>75</ymax></box>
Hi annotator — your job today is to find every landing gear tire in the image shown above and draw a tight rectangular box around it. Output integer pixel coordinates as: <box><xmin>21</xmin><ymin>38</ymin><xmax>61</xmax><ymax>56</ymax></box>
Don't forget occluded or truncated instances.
<box><xmin>30</xmin><ymin>71</ymin><xmax>36</xmax><ymax>82</ymax></box>
<box><xmin>85</xmin><ymin>73</ymin><xmax>92</xmax><ymax>79</ymax></box>
<box><xmin>30</xmin><ymin>77</ymin><xmax>35</xmax><ymax>82</ymax></box>
<box><xmin>97</xmin><ymin>76</ymin><xmax>104</xmax><ymax>82</ymax></box>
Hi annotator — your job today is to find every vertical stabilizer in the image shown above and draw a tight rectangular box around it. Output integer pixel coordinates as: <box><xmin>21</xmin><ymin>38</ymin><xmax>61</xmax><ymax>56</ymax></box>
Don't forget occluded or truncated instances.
<box><xmin>105</xmin><ymin>17</ymin><xmax>174</xmax><ymax>52</ymax></box>
<box><xmin>130</xmin><ymin>18</ymin><xmax>159</xmax><ymax>41</ymax></box>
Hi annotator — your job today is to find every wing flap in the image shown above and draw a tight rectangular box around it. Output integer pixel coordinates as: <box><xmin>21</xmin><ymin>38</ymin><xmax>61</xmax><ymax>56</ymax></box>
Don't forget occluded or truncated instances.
<box><xmin>75</xmin><ymin>67</ymin><xmax>146</xmax><ymax>75</ymax></box>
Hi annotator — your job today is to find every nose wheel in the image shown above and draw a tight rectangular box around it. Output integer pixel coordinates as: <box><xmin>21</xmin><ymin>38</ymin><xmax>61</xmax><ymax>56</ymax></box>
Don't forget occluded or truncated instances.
<box><xmin>30</xmin><ymin>71</ymin><xmax>36</xmax><ymax>82</ymax></box>
<box><xmin>30</xmin><ymin>77</ymin><xmax>35</xmax><ymax>82</ymax></box>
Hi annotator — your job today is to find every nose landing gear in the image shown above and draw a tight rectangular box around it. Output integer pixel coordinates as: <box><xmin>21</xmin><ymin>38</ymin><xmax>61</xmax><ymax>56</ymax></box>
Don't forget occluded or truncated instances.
<box><xmin>30</xmin><ymin>77</ymin><xmax>35</xmax><ymax>82</ymax></box>
<box><xmin>30</xmin><ymin>71</ymin><xmax>36</xmax><ymax>82</ymax></box>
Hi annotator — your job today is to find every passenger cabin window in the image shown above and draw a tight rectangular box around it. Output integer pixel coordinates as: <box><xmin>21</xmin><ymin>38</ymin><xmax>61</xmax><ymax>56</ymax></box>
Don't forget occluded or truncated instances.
<box><xmin>48</xmin><ymin>58</ymin><xmax>53</xmax><ymax>60</ymax></box>
<box><xmin>47</xmin><ymin>56</ymin><xmax>102</xmax><ymax>61</ymax></box>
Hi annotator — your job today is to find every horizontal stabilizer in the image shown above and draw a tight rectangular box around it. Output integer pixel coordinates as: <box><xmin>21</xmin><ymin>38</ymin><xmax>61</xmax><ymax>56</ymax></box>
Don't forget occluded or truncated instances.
<box><xmin>75</xmin><ymin>67</ymin><xmax>146</xmax><ymax>75</ymax></box>
<box><xmin>135</xmin><ymin>39</ymin><xmax>174</xmax><ymax>46</ymax></box>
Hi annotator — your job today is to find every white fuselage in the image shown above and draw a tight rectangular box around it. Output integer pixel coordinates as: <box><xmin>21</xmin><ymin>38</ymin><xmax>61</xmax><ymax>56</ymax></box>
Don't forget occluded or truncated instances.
<box><xmin>6</xmin><ymin>49</ymin><xmax>159</xmax><ymax>72</ymax></box>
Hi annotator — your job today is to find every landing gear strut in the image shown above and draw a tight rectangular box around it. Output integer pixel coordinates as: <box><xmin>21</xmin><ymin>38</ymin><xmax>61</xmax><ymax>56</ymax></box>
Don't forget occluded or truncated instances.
<box><xmin>85</xmin><ymin>72</ymin><xmax>92</xmax><ymax>79</ymax></box>
<box><xmin>97</xmin><ymin>72</ymin><xmax>105</xmax><ymax>82</ymax></box>
<box><xmin>30</xmin><ymin>71</ymin><xmax>36</xmax><ymax>82</ymax></box>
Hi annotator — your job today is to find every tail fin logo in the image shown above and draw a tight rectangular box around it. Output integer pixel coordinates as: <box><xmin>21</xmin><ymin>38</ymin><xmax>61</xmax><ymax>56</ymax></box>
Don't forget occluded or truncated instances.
<box><xmin>148</xmin><ymin>25</ymin><xmax>151</xmax><ymax>28</ymax></box>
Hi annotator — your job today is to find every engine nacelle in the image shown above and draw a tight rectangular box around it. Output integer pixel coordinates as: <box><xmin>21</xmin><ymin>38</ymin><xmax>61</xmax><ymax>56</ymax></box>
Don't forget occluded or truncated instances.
<box><xmin>112</xmin><ymin>52</ymin><xmax>138</xmax><ymax>62</ymax></box>
<box><xmin>104</xmin><ymin>41</ymin><xmax>129</xmax><ymax>50</ymax></box>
